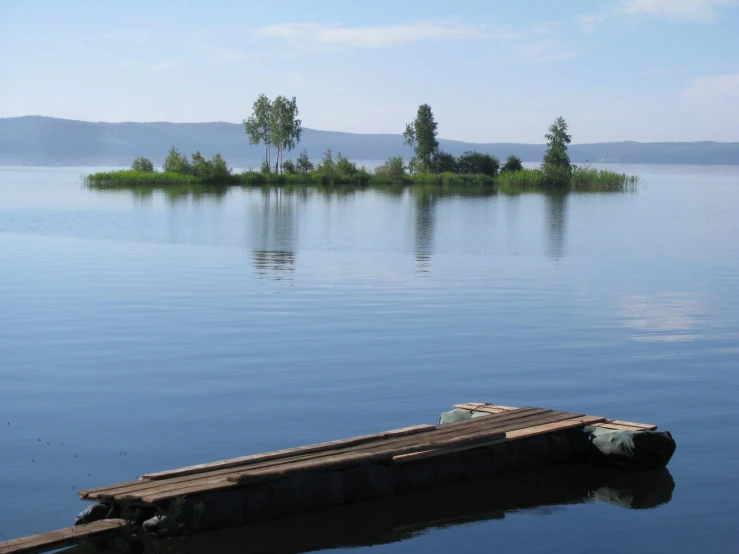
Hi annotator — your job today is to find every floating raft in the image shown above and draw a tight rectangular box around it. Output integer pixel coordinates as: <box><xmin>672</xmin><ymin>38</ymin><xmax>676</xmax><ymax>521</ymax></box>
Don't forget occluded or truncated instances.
<box><xmin>3</xmin><ymin>403</ymin><xmax>674</xmax><ymax>554</ymax></box>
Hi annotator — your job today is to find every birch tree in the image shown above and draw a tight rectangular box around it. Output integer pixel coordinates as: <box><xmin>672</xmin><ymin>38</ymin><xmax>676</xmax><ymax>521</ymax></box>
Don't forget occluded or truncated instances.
<box><xmin>244</xmin><ymin>94</ymin><xmax>273</xmax><ymax>171</ymax></box>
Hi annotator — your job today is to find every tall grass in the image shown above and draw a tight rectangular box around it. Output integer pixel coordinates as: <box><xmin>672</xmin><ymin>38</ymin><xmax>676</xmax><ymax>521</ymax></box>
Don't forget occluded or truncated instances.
<box><xmin>496</xmin><ymin>168</ymin><xmax>546</xmax><ymax>192</ymax></box>
<box><xmin>571</xmin><ymin>165</ymin><xmax>639</xmax><ymax>191</ymax></box>
<box><xmin>85</xmin><ymin>170</ymin><xmax>202</xmax><ymax>187</ymax></box>
<box><xmin>85</xmin><ymin>165</ymin><xmax>638</xmax><ymax>193</ymax></box>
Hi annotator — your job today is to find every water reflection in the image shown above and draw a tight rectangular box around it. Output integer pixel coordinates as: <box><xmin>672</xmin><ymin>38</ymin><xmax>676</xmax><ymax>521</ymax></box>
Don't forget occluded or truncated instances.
<box><xmin>413</xmin><ymin>188</ymin><xmax>437</xmax><ymax>274</ymax></box>
<box><xmin>250</xmin><ymin>188</ymin><xmax>298</xmax><ymax>282</ymax></box>
<box><xmin>72</xmin><ymin>465</ymin><xmax>673</xmax><ymax>554</ymax></box>
<box><xmin>85</xmin><ymin>184</ymin><xmax>635</xmax><ymax>267</ymax></box>
<box><xmin>253</xmin><ymin>251</ymin><xmax>295</xmax><ymax>281</ymax></box>
<box><xmin>545</xmin><ymin>192</ymin><xmax>568</xmax><ymax>260</ymax></box>
<box><xmin>621</xmin><ymin>292</ymin><xmax>705</xmax><ymax>343</ymax></box>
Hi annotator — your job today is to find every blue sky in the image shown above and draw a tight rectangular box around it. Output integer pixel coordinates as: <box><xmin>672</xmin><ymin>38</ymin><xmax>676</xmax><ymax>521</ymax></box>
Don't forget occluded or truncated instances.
<box><xmin>1</xmin><ymin>0</ymin><xmax>737</xmax><ymax>142</ymax></box>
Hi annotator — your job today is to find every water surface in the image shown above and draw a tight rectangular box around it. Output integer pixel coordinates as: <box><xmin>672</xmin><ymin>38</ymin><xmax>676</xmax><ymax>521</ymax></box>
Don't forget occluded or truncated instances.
<box><xmin>0</xmin><ymin>164</ymin><xmax>738</xmax><ymax>553</ymax></box>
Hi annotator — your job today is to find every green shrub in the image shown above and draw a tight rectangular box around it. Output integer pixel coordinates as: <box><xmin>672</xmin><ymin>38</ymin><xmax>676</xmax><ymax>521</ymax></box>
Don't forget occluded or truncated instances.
<box><xmin>131</xmin><ymin>156</ymin><xmax>154</xmax><ymax>173</ymax></box>
<box><xmin>501</xmin><ymin>155</ymin><xmax>523</xmax><ymax>173</ymax></box>
<box><xmin>163</xmin><ymin>146</ymin><xmax>192</xmax><ymax>175</ymax></box>
<box><xmin>456</xmin><ymin>151</ymin><xmax>500</xmax><ymax>177</ymax></box>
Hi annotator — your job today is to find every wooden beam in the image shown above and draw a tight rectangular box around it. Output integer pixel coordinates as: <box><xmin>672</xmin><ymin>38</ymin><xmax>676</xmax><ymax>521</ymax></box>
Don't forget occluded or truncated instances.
<box><xmin>606</xmin><ymin>420</ymin><xmax>658</xmax><ymax>431</ymax></box>
<box><xmin>0</xmin><ymin>519</ymin><xmax>126</xmax><ymax>554</ymax></box>
<box><xmin>225</xmin><ymin>427</ymin><xmax>508</xmax><ymax>486</ymax></box>
<box><xmin>393</xmin><ymin>415</ymin><xmax>606</xmax><ymax>464</ymax></box>
<box><xmin>137</xmin><ymin>424</ymin><xmax>437</xmax><ymax>481</ymax></box>
<box><xmin>453</xmin><ymin>403</ymin><xmax>518</xmax><ymax>414</ymax></box>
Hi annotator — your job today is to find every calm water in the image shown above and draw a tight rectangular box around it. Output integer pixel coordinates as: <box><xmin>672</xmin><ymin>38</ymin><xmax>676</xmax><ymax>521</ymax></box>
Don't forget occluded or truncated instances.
<box><xmin>1</xmin><ymin>165</ymin><xmax>738</xmax><ymax>553</ymax></box>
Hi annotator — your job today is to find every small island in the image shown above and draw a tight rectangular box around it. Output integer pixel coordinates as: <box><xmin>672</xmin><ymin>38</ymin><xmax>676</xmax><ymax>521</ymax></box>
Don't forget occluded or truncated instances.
<box><xmin>85</xmin><ymin>97</ymin><xmax>638</xmax><ymax>193</ymax></box>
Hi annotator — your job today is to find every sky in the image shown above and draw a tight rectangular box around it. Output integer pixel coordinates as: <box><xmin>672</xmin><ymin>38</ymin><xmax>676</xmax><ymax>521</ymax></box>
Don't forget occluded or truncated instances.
<box><xmin>0</xmin><ymin>0</ymin><xmax>738</xmax><ymax>143</ymax></box>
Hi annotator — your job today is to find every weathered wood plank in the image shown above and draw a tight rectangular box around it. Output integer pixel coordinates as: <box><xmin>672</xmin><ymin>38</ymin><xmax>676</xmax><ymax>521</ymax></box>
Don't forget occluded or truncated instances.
<box><xmin>607</xmin><ymin>420</ymin><xmax>658</xmax><ymax>431</ymax></box>
<box><xmin>84</xmin><ymin>409</ymin><xmax>552</xmax><ymax>501</ymax></box>
<box><xmin>140</xmin><ymin>424</ymin><xmax>436</xmax><ymax>481</ymax></box>
<box><xmin>593</xmin><ymin>422</ymin><xmax>658</xmax><ymax>431</ymax></box>
<box><xmin>0</xmin><ymin>519</ymin><xmax>125</xmax><ymax>554</ymax></box>
<box><xmin>225</xmin><ymin>427</ymin><xmax>509</xmax><ymax>486</ymax></box>
<box><xmin>393</xmin><ymin>415</ymin><xmax>606</xmax><ymax>464</ymax></box>
<box><xmin>457</xmin><ymin>403</ymin><xmax>655</xmax><ymax>431</ymax></box>
<box><xmin>139</xmin><ymin>424</ymin><xmax>519</xmax><ymax>502</ymax></box>
<box><xmin>453</xmin><ymin>403</ymin><xmax>517</xmax><ymax>414</ymax></box>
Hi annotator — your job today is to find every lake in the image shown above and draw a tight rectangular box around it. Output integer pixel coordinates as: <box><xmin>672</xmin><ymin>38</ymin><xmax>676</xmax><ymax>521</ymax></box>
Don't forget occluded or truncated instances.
<box><xmin>1</xmin><ymin>164</ymin><xmax>738</xmax><ymax>553</ymax></box>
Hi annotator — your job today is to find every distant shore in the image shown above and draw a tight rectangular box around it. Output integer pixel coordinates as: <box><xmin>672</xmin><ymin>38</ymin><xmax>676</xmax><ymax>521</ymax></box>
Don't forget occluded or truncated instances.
<box><xmin>2</xmin><ymin>116</ymin><xmax>737</xmax><ymax>166</ymax></box>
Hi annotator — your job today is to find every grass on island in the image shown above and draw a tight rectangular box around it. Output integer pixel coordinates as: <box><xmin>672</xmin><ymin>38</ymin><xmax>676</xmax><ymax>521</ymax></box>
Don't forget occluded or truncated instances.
<box><xmin>86</xmin><ymin>166</ymin><xmax>637</xmax><ymax>193</ymax></box>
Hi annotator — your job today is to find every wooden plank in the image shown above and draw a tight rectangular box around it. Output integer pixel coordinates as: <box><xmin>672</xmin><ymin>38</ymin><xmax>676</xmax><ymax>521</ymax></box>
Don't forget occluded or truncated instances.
<box><xmin>455</xmin><ymin>404</ymin><xmax>655</xmax><ymax>431</ymax></box>
<box><xmin>79</xmin><ymin>479</ymin><xmax>144</xmax><ymax>500</ymax></box>
<box><xmin>142</xmin><ymin>427</ymin><xmax>507</xmax><ymax>502</ymax></box>
<box><xmin>593</xmin><ymin>422</ymin><xmax>658</xmax><ymax>432</ymax></box>
<box><xmin>138</xmin><ymin>411</ymin><xmax>585</xmax><ymax>503</ymax></box>
<box><xmin>110</xmin><ymin>410</ymin><xmax>558</xmax><ymax>502</ymax></box>
<box><xmin>392</xmin><ymin>415</ymin><xmax>606</xmax><ymax>464</ymax></box>
<box><xmin>84</xmin><ymin>423</ymin><xmax>443</xmax><ymax>497</ymax></box>
<box><xmin>505</xmin><ymin>415</ymin><xmax>606</xmax><ymax>438</ymax></box>
<box><xmin>226</xmin><ymin>427</ymin><xmax>514</xmax><ymax>485</ymax></box>
<box><xmin>0</xmin><ymin>519</ymin><xmax>125</xmax><ymax>554</ymax></box>
<box><xmin>453</xmin><ymin>403</ymin><xmax>517</xmax><ymax>414</ymax></box>
<box><xmin>139</xmin><ymin>424</ymin><xmax>436</xmax><ymax>481</ymax></box>
<box><xmin>85</xmin><ymin>409</ymin><xmax>553</xmax><ymax>501</ymax></box>
<box><xmin>607</xmin><ymin>420</ymin><xmax>657</xmax><ymax>431</ymax></box>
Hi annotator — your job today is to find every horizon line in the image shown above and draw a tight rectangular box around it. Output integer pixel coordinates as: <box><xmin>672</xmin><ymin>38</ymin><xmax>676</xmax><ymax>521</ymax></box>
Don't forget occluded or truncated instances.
<box><xmin>1</xmin><ymin>115</ymin><xmax>737</xmax><ymax>146</ymax></box>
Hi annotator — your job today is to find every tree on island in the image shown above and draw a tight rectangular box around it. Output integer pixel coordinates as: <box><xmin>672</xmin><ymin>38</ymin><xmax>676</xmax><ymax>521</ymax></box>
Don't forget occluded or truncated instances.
<box><xmin>501</xmin><ymin>155</ymin><xmax>523</xmax><ymax>173</ymax></box>
<box><xmin>431</xmin><ymin>151</ymin><xmax>457</xmax><ymax>173</ymax></box>
<box><xmin>282</xmin><ymin>159</ymin><xmax>297</xmax><ymax>174</ymax></box>
<box><xmin>456</xmin><ymin>151</ymin><xmax>500</xmax><ymax>177</ymax></box>
<box><xmin>131</xmin><ymin>156</ymin><xmax>154</xmax><ymax>173</ymax></box>
<box><xmin>383</xmin><ymin>155</ymin><xmax>406</xmax><ymax>178</ymax></box>
<box><xmin>542</xmin><ymin>116</ymin><xmax>572</xmax><ymax>185</ymax></box>
<box><xmin>271</xmin><ymin>96</ymin><xmax>302</xmax><ymax>174</ymax></box>
<box><xmin>163</xmin><ymin>146</ymin><xmax>192</xmax><ymax>175</ymax></box>
<box><xmin>244</xmin><ymin>94</ymin><xmax>273</xmax><ymax>171</ymax></box>
<box><xmin>403</xmin><ymin>104</ymin><xmax>439</xmax><ymax>174</ymax></box>
<box><xmin>244</xmin><ymin>94</ymin><xmax>302</xmax><ymax>174</ymax></box>
<box><xmin>317</xmin><ymin>149</ymin><xmax>335</xmax><ymax>176</ymax></box>
<box><xmin>191</xmin><ymin>150</ymin><xmax>231</xmax><ymax>180</ymax></box>
<box><xmin>296</xmin><ymin>150</ymin><xmax>314</xmax><ymax>175</ymax></box>
<box><xmin>335</xmin><ymin>153</ymin><xmax>358</xmax><ymax>177</ymax></box>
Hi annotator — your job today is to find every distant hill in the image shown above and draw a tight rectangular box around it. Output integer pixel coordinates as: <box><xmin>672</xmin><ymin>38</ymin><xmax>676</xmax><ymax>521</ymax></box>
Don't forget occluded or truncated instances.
<box><xmin>1</xmin><ymin>116</ymin><xmax>737</xmax><ymax>166</ymax></box>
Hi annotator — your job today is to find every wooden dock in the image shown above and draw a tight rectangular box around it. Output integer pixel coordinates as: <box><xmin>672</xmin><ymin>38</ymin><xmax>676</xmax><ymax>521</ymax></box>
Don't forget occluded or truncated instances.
<box><xmin>79</xmin><ymin>406</ymin><xmax>609</xmax><ymax>504</ymax></box>
<box><xmin>2</xmin><ymin>402</ymin><xmax>667</xmax><ymax>554</ymax></box>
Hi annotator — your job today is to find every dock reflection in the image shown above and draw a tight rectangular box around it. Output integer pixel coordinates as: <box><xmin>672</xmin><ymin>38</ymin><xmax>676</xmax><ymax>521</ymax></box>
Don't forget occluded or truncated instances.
<box><xmin>75</xmin><ymin>465</ymin><xmax>673</xmax><ymax>554</ymax></box>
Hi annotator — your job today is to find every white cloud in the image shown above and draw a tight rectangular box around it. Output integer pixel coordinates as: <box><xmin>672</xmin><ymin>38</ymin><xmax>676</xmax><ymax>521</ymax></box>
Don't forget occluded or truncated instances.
<box><xmin>121</xmin><ymin>61</ymin><xmax>183</xmax><ymax>72</ymax></box>
<box><xmin>469</xmin><ymin>39</ymin><xmax>576</xmax><ymax>67</ymax></box>
<box><xmin>682</xmin><ymin>73</ymin><xmax>739</xmax><ymax>101</ymax></box>
<box><xmin>508</xmin><ymin>39</ymin><xmax>576</xmax><ymax>64</ymax></box>
<box><xmin>579</xmin><ymin>0</ymin><xmax>737</xmax><ymax>29</ymax></box>
<box><xmin>255</xmin><ymin>20</ymin><xmax>525</xmax><ymax>50</ymax></box>
<box><xmin>202</xmin><ymin>46</ymin><xmax>245</xmax><ymax>66</ymax></box>
<box><xmin>104</xmin><ymin>30</ymin><xmax>150</xmax><ymax>42</ymax></box>
<box><xmin>620</xmin><ymin>0</ymin><xmax>736</xmax><ymax>21</ymax></box>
